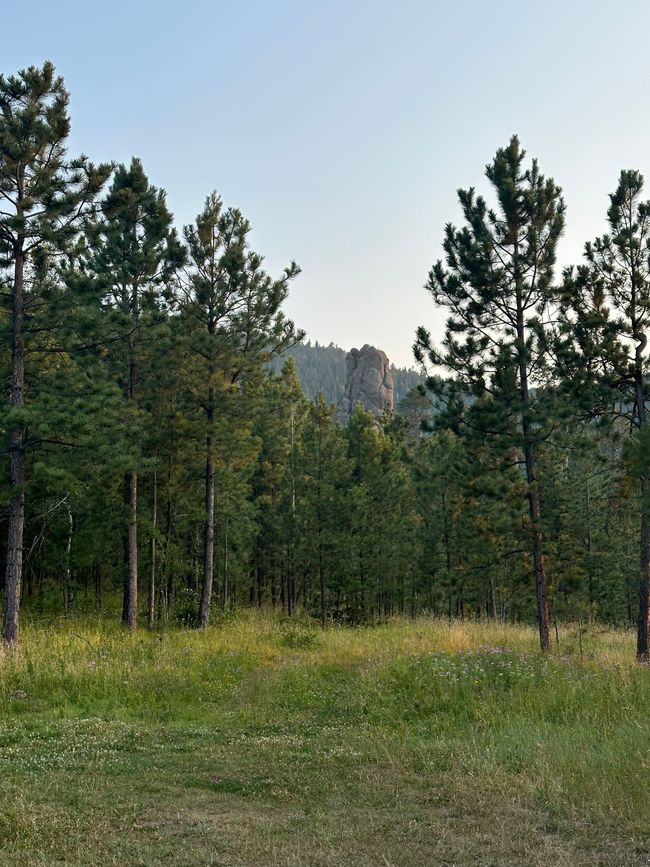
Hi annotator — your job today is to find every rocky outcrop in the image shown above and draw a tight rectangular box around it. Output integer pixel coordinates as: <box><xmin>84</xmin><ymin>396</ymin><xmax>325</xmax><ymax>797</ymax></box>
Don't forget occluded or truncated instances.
<box><xmin>333</xmin><ymin>344</ymin><xmax>394</xmax><ymax>424</ymax></box>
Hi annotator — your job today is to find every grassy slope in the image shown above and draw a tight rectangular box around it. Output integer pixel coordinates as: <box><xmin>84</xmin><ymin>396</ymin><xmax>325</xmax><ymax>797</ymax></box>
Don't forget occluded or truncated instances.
<box><xmin>0</xmin><ymin>614</ymin><xmax>648</xmax><ymax>866</ymax></box>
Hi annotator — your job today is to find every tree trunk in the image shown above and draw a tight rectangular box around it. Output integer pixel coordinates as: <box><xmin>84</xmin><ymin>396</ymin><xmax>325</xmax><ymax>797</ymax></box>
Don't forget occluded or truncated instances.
<box><xmin>288</xmin><ymin>404</ymin><xmax>296</xmax><ymax>616</ymax></box>
<box><xmin>123</xmin><ymin>470</ymin><xmax>138</xmax><ymax>630</ymax></box>
<box><xmin>319</xmin><ymin>531</ymin><xmax>326</xmax><ymax>629</ymax></box>
<box><xmin>489</xmin><ymin>575</ymin><xmax>497</xmax><ymax>620</ymax></box>
<box><xmin>222</xmin><ymin>515</ymin><xmax>229</xmax><ymax>609</ymax></box>
<box><xmin>95</xmin><ymin>561</ymin><xmax>102</xmax><ymax>613</ymax></box>
<box><xmin>164</xmin><ymin>465</ymin><xmax>174</xmax><ymax>614</ymax></box>
<box><xmin>3</xmin><ymin>248</ymin><xmax>26</xmax><ymax>647</ymax></box>
<box><xmin>198</xmin><ymin>429</ymin><xmax>215</xmax><ymax>628</ymax></box>
<box><xmin>148</xmin><ymin>469</ymin><xmax>157</xmax><ymax>630</ymax></box>
<box><xmin>634</xmin><ymin>362</ymin><xmax>650</xmax><ymax>661</ymax></box>
<box><xmin>522</xmin><ymin>430</ymin><xmax>550</xmax><ymax>651</ymax></box>
<box><xmin>123</xmin><ymin>327</ymin><xmax>139</xmax><ymax>630</ymax></box>
<box><xmin>63</xmin><ymin>500</ymin><xmax>73</xmax><ymax>618</ymax></box>
<box><xmin>517</xmin><ymin>298</ymin><xmax>550</xmax><ymax>653</ymax></box>
<box><xmin>637</xmin><ymin>479</ymin><xmax>650</xmax><ymax>661</ymax></box>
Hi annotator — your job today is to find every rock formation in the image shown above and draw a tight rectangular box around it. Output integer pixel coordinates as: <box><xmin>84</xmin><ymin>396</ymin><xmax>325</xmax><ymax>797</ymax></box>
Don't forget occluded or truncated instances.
<box><xmin>333</xmin><ymin>344</ymin><xmax>394</xmax><ymax>424</ymax></box>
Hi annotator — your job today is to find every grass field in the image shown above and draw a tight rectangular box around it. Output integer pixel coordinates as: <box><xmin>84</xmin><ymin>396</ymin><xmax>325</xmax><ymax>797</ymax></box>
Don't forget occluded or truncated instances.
<box><xmin>0</xmin><ymin>613</ymin><xmax>649</xmax><ymax>866</ymax></box>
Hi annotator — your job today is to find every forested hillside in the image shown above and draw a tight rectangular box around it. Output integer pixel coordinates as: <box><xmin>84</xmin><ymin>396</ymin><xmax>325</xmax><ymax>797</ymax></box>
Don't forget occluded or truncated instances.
<box><xmin>268</xmin><ymin>340</ymin><xmax>423</xmax><ymax>406</ymax></box>
<box><xmin>1</xmin><ymin>62</ymin><xmax>650</xmax><ymax>664</ymax></box>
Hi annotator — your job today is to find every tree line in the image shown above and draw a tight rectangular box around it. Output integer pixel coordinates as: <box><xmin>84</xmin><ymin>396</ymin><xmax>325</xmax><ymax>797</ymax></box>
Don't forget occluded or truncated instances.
<box><xmin>1</xmin><ymin>63</ymin><xmax>650</xmax><ymax>661</ymax></box>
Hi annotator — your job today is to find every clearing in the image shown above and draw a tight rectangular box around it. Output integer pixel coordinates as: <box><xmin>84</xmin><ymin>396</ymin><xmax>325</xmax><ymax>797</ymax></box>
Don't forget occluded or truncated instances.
<box><xmin>0</xmin><ymin>614</ymin><xmax>648</xmax><ymax>866</ymax></box>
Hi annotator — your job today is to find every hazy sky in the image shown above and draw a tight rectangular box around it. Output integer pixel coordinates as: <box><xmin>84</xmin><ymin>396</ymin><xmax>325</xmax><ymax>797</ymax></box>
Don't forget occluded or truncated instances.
<box><xmin>5</xmin><ymin>1</ymin><xmax>650</xmax><ymax>366</ymax></box>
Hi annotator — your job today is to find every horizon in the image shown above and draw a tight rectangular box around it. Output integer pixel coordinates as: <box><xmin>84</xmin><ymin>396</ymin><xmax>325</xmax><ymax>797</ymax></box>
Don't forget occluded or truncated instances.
<box><xmin>5</xmin><ymin>1</ymin><xmax>650</xmax><ymax>365</ymax></box>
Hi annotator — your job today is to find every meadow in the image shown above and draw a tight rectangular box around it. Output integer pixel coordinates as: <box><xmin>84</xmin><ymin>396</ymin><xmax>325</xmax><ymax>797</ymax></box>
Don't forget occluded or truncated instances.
<box><xmin>0</xmin><ymin>613</ymin><xmax>648</xmax><ymax>866</ymax></box>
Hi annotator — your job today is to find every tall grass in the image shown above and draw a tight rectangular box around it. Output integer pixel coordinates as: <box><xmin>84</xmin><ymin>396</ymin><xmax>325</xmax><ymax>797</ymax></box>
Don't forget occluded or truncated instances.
<box><xmin>0</xmin><ymin>612</ymin><xmax>647</xmax><ymax>865</ymax></box>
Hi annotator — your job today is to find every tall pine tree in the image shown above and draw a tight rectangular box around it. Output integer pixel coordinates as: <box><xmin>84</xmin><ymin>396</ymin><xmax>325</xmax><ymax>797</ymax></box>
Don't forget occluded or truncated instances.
<box><xmin>556</xmin><ymin>170</ymin><xmax>650</xmax><ymax>659</ymax></box>
<box><xmin>179</xmin><ymin>193</ymin><xmax>301</xmax><ymax>628</ymax></box>
<box><xmin>415</xmin><ymin>136</ymin><xmax>565</xmax><ymax>651</ymax></box>
<box><xmin>0</xmin><ymin>62</ymin><xmax>110</xmax><ymax>645</ymax></box>
<box><xmin>84</xmin><ymin>158</ymin><xmax>183</xmax><ymax>630</ymax></box>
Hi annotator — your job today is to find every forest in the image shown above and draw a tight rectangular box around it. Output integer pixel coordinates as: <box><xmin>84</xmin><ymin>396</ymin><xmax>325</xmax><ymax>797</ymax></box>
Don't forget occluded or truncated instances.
<box><xmin>2</xmin><ymin>61</ymin><xmax>650</xmax><ymax>664</ymax></box>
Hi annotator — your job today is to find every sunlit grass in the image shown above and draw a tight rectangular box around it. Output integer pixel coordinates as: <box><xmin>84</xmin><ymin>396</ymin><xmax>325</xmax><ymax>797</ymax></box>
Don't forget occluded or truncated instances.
<box><xmin>0</xmin><ymin>611</ymin><xmax>647</xmax><ymax>865</ymax></box>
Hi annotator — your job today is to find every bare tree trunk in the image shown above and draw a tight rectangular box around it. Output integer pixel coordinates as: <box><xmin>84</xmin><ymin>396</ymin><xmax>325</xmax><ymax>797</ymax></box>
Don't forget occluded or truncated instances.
<box><xmin>123</xmin><ymin>331</ymin><xmax>139</xmax><ymax>630</ymax></box>
<box><xmin>317</xmin><ymin>424</ymin><xmax>326</xmax><ymax>630</ymax></box>
<box><xmin>411</xmin><ymin>573</ymin><xmax>417</xmax><ymax>619</ymax></box>
<box><xmin>63</xmin><ymin>500</ymin><xmax>73</xmax><ymax>617</ymax></box>
<box><xmin>148</xmin><ymin>469</ymin><xmax>157</xmax><ymax>630</ymax></box>
<box><xmin>222</xmin><ymin>515</ymin><xmax>229</xmax><ymax>609</ymax></box>
<box><xmin>516</xmin><ymin>296</ymin><xmax>550</xmax><ymax>653</ymax></box>
<box><xmin>198</xmin><ymin>426</ymin><xmax>215</xmax><ymax>628</ymax></box>
<box><xmin>3</xmin><ymin>248</ymin><xmax>26</xmax><ymax>647</ymax></box>
<box><xmin>123</xmin><ymin>469</ymin><xmax>138</xmax><ymax>630</ymax></box>
<box><xmin>523</xmin><ymin>433</ymin><xmax>550</xmax><ymax>652</ymax></box>
<box><xmin>287</xmin><ymin>544</ymin><xmax>293</xmax><ymax>618</ymax></box>
<box><xmin>319</xmin><ymin>531</ymin><xmax>326</xmax><ymax>629</ymax></box>
<box><xmin>164</xmin><ymin>458</ymin><xmax>174</xmax><ymax>614</ymax></box>
<box><xmin>635</xmin><ymin>363</ymin><xmax>650</xmax><ymax>661</ymax></box>
<box><xmin>585</xmin><ymin>480</ymin><xmax>593</xmax><ymax>607</ymax></box>
<box><xmin>95</xmin><ymin>561</ymin><xmax>102</xmax><ymax>613</ymax></box>
<box><xmin>489</xmin><ymin>575</ymin><xmax>497</xmax><ymax>620</ymax></box>
<box><xmin>288</xmin><ymin>404</ymin><xmax>296</xmax><ymax>617</ymax></box>
<box><xmin>637</xmin><ymin>480</ymin><xmax>650</xmax><ymax>661</ymax></box>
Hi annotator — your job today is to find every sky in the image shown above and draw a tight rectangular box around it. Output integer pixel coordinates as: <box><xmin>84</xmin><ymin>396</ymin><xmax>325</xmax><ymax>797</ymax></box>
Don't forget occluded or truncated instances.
<box><xmin>5</xmin><ymin>0</ymin><xmax>650</xmax><ymax>366</ymax></box>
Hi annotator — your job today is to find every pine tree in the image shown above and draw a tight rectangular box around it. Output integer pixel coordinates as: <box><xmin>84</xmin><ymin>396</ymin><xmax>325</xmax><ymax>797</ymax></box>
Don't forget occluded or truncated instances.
<box><xmin>179</xmin><ymin>193</ymin><xmax>302</xmax><ymax>628</ymax></box>
<box><xmin>556</xmin><ymin>170</ymin><xmax>650</xmax><ymax>659</ymax></box>
<box><xmin>84</xmin><ymin>158</ymin><xmax>183</xmax><ymax>630</ymax></box>
<box><xmin>415</xmin><ymin>136</ymin><xmax>565</xmax><ymax>651</ymax></box>
<box><xmin>0</xmin><ymin>62</ymin><xmax>111</xmax><ymax>645</ymax></box>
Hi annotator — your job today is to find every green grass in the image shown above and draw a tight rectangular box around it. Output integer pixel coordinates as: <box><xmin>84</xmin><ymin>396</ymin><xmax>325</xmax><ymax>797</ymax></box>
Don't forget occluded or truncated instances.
<box><xmin>0</xmin><ymin>613</ymin><xmax>648</xmax><ymax>865</ymax></box>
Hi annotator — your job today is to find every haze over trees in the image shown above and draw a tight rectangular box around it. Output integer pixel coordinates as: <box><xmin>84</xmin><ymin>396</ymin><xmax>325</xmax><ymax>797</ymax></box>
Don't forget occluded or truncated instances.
<box><xmin>2</xmin><ymin>62</ymin><xmax>650</xmax><ymax>663</ymax></box>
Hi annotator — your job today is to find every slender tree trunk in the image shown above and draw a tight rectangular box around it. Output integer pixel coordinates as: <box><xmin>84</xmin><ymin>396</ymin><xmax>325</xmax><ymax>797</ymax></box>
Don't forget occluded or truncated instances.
<box><xmin>257</xmin><ymin>566</ymin><xmax>264</xmax><ymax>606</ymax></box>
<box><xmin>164</xmin><ymin>457</ymin><xmax>174</xmax><ymax>613</ymax></box>
<box><xmin>3</xmin><ymin>248</ymin><xmax>26</xmax><ymax>647</ymax></box>
<box><xmin>280</xmin><ymin>561</ymin><xmax>287</xmax><ymax>614</ymax></box>
<box><xmin>64</xmin><ymin>500</ymin><xmax>73</xmax><ymax>617</ymax></box>
<box><xmin>634</xmin><ymin>363</ymin><xmax>650</xmax><ymax>661</ymax></box>
<box><xmin>148</xmin><ymin>469</ymin><xmax>157</xmax><ymax>629</ymax></box>
<box><xmin>287</xmin><ymin>544</ymin><xmax>293</xmax><ymax>618</ymax></box>
<box><xmin>124</xmin><ymin>469</ymin><xmax>138</xmax><ymax>630</ymax></box>
<box><xmin>198</xmin><ymin>304</ymin><xmax>217</xmax><ymax>626</ymax></box>
<box><xmin>637</xmin><ymin>480</ymin><xmax>650</xmax><ymax>661</ymax></box>
<box><xmin>516</xmin><ymin>301</ymin><xmax>550</xmax><ymax>653</ymax></box>
<box><xmin>319</xmin><ymin>532</ymin><xmax>326</xmax><ymax>629</ymax></box>
<box><xmin>522</xmin><ymin>423</ymin><xmax>550</xmax><ymax>651</ymax></box>
<box><xmin>489</xmin><ymin>575</ymin><xmax>497</xmax><ymax>620</ymax></box>
<box><xmin>198</xmin><ymin>421</ymin><xmax>215</xmax><ymax>628</ymax></box>
<box><xmin>191</xmin><ymin>527</ymin><xmax>201</xmax><ymax>591</ymax></box>
<box><xmin>123</xmin><ymin>321</ymin><xmax>139</xmax><ymax>630</ymax></box>
<box><xmin>585</xmin><ymin>481</ymin><xmax>593</xmax><ymax>607</ymax></box>
<box><xmin>222</xmin><ymin>516</ymin><xmax>229</xmax><ymax>609</ymax></box>
<box><xmin>288</xmin><ymin>405</ymin><xmax>296</xmax><ymax>617</ymax></box>
<box><xmin>95</xmin><ymin>561</ymin><xmax>102</xmax><ymax>613</ymax></box>
<box><xmin>271</xmin><ymin>563</ymin><xmax>277</xmax><ymax>609</ymax></box>
<box><xmin>411</xmin><ymin>573</ymin><xmax>417</xmax><ymax>619</ymax></box>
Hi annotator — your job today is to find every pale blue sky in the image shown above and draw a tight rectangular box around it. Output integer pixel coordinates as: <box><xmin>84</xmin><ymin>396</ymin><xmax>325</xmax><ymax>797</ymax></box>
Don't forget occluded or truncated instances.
<box><xmin>5</xmin><ymin>1</ymin><xmax>650</xmax><ymax>365</ymax></box>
